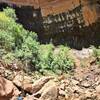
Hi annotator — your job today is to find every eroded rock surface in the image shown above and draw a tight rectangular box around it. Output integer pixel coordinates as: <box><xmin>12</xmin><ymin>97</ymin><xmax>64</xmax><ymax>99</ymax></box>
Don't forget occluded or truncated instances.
<box><xmin>0</xmin><ymin>76</ymin><xmax>20</xmax><ymax>100</ymax></box>
<box><xmin>0</xmin><ymin>48</ymin><xmax>100</xmax><ymax>100</ymax></box>
<box><xmin>58</xmin><ymin>64</ymin><xmax>100</xmax><ymax>100</ymax></box>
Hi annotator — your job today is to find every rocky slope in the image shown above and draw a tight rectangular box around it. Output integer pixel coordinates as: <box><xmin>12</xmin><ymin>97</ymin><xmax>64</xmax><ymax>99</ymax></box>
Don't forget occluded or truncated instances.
<box><xmin>0</xmin><ymin>48</ymin><xmax>100</xmax><ymax>100</ymax></box>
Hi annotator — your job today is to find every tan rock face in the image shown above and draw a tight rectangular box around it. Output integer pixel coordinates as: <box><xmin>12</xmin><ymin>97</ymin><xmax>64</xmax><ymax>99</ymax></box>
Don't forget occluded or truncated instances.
<box><xmin>34</xmin><ymin>81</ymin><xmax>58</xmax><ymax>100</ymax></box>
<box><xmin>24</xmin><ymin>95</ymin><xmax>34</xmax><ymax>100</ymax></box>
<box><xmin>13</xmin><ymin>75</ymin><xmax>53</xmax><ymax>94</ymax></box>
<box><xmin>0</xmin><ymin>76</ymin><xmax>20</xmax><ymax>100</ymax></box>
<box><xmin>13</xmin><ymin>73</ymin><xmax>32</xmax><ymax>87</ymax></box>
<box><xmin>23</xmin><ymin>80</ymin><xmax>58</xmax><ymax>100</ymax></box>
<box><xmin>96</xmin><ymin>85</ymin><xmax>100</xmax><ymax>94</ymax></box>
<box><xmin>31</xmin><ymin>76</ymin><xmax>54</xmax><ymax>94</ymax></box>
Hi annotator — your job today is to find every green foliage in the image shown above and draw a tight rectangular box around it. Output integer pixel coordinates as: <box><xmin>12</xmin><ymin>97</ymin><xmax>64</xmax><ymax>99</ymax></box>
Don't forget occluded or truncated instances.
<box><xmin>0</xmin><ymin>12</ymin><xmax>10</xmax><ymax>22</ymax></box>
<box><xmin>0</xmin><ymin>8</ymin><xmax>38</xmax><ymax>65</ymax></box>
<box><xmin>36</xmin><ymin>44</ymin><xmax>54</xmax><ymax>70</ymax></box>
<box><xmin>35</xmin><ymin>45</ymin><xmax>74</xmax><ymax>74</ymax></box>
<box><xmin>15</xmin><ymin>38</ymin><xmax>39</xmax><ymax>60</ymax></box>
<box><xmin>0</xmin><ymin>12</ymin><xmax>12</xmax><ymax>31</ymax></box>
<box><xmin>93</xmin><ymin>46</ymin><xmax>100</xmax><ymax>65</ymax></box>
<box><xmin>2</xmin><ymin>53</ymin><xmax>15</xmax><ymax>64</ymax></box>
<box><xmin>0</xmin><ymin>30</ymin><xmax>15</xmax><ymax>51</ymax></box>
<box><xmin>51</xmin><ymin>46</ymin><xmax>74</xmax><ymax>74</ymax></box>
<box><xmin>0</xmin><ymin>7</ymin><xmax>74</xmax><ymax>75</ymax></box>
<box><xmin>3</xmin><ymin>7</ymin><xmax>17</xmax><ymax>20</ymax></box>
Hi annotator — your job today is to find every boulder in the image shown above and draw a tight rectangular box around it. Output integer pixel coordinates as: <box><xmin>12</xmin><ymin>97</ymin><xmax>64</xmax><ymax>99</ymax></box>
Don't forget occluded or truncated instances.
<box><xmin>38</xmin><ymin>81</ymin><xmax>58</xmax><ymax>100</ymax></box>
<box><xmin>31</xmin><ymin>76</ymin><xmax>53</xmax><ymax>94</ymax></box>
<box><xmin>13</xmin><ymin>73</ymin><xmax>32</xmax><ymax>87</ymax></box>
<box><xmin>13</xmin><ymin>75</ymin><xmax>53</xmax><ymax>94</ymax></box>
<box><xmin>0</xmin><ymin>76</ymin><xmax>20</xmax><ymax>100</ymax></box>
<box><xmin>24</xmin><ymin>80</ymin><xmax>58</xmax><ymax>100</ymax></box>
<box><xmin>13</xmin><ymin>73</ymin><xmax>33</xmax><ymax>93</ymax></box>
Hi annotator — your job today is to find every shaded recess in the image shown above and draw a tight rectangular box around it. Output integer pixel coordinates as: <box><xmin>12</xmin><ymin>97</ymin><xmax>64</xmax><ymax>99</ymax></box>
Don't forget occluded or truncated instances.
<box><xmin>0</xmin><ymin>0</ymin><xmax>100</xmax><ymax>49</ymax></box>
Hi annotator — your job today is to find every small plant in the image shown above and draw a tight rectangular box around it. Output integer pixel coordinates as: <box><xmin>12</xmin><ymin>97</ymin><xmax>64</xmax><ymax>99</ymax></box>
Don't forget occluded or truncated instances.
<box><xmin>92</xmin><ymin>46</ymin><xmax>100</xmax><ymax>65</ymax></box>
<box><xmin>51</xmin><ymin>45</ymin><xmax>74</xmax><ymax>74</ymax></box>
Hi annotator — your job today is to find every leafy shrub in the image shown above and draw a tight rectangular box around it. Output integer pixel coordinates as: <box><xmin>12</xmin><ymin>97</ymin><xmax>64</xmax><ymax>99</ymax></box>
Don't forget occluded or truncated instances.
<box><xmin>35</xmin><ymin>44</ymin><xmax>54</xmax><ymax>71</ymax></box>
<box><xmin>0</xmin><ymin>30</ymin><xmax>15</xmax><ymax>51</ymax></box>
<box><xmin>0</xmin><ymin>12</ymin><xmax>12</xmax><ymax>31</ymax></box>
<box><xmin>2</xmin><ymin>53</ymin><xmax>15</xmax><ymax>64</ymax></box>
<box><xmin>51</xmin><ymin>45</ymin><xmax>74</xmax><ymax>74</ymax></box>
<box><xmin>0</xmin><ymin>7</ymin><xmax>74</xmax><ymax>74</ymax></box>
<box><xmin>3</xmin><ymin>7</ymin><xmax>17</xmax><ymax>20</ymax></box>
<box><xmin>35</xmin><ymin>45</ymin><xmax>74</xmax><ymax>74</ymax></box>
<box><xmin>15</xmin><ymin>37</ymin><xmax>39</xmax><ymax>60</ymax></box>
<box><xmin>93</xmin><ymin>46</ymin><xmax>100</xmax><ymax>65</ymax></box>
<box><xmin>0</xmin><ymin>14</ymin><xmax>23</xmax><ymax>51</ymax></box>
<box><xmin>0</xmin><ymin>8</ymin><xmax>38</xmax><ymax>66</ymax></box>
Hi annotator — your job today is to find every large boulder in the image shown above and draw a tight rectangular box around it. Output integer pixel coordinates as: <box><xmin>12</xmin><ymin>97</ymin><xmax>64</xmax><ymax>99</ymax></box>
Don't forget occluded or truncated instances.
<box><xmin>34</xmin><ymin>81</ymin><xmax>58</xmax><ymax>100</ymax></box>
<box><xmin>0</xmin><ymin>76</ymin><xmax>20</xmax><ymax>100</ymax></box>
<box><xmin>13</xmin><ymin>73</ymin><xmax>32</xmax><ymax>87</ymax></box>
<box><xmin>24</xmin><ymin>81</ymin><xmax>58</xmax><ymax>100</ymax></box>
<box><xmin>13</xmin><ymin>75</ymin><xmax>53</xmax><ymax>94</ymax></box>
<box><xmin>39</xmin><ymin>85</ymin><xmax>58</xmax><ymax>100</ymax></box>
<box><xmin>31</xmin><ymin>76</ymin><xmax>54</xmax><ymax>94</ymax></box>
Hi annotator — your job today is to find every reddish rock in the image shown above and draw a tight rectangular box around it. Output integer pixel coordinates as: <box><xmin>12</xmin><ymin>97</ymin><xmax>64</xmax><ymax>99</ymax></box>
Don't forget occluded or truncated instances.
<box><xmin>84</xmin><ymin>90</ymin><xmax>92</xmax><ymax>98</ymax></box>
<box><xmin>23</xmin><ymin>83</ymin><xmax>33</xmax><ymax>93</ymax></box>
<box><xmin>0</xmin><ymin>76</ymin><xmax>20</xmax><ymax>100</ymax></box>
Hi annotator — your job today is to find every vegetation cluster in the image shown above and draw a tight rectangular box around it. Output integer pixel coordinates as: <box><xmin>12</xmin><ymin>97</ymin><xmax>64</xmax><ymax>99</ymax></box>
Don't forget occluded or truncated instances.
<box><xmin>93</xmin><ymin>46</ymin><xmax>100</xmax><ymax>65</ymax></box>
<box><xmin>0</xmin><ymin>7</ymin><xmax>74</xmax><ymax>75</ymax></box>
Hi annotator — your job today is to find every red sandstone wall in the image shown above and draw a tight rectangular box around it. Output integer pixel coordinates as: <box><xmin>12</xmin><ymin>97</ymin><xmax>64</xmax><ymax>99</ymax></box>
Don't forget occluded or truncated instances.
<box><xmin>0</xmin><ymin>0</ymin><xmax>98</xmax><ymax>26</ymax></box>
<box><xmin>82</xmin><ymin>0</ymin><xmax>97</xmax><ymax>26</ymax></box>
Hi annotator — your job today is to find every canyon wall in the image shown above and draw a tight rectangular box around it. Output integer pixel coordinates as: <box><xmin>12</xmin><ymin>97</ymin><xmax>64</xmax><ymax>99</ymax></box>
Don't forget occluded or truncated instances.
<box><xmin>0</xmin><ymin>0</ymin><xmax>99</xmax><ymax>48</ymax></box>
<box><xmin>0</xmin><ymin>0</ymin><xmax>99</xmax><ymax>25</ymax></box>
